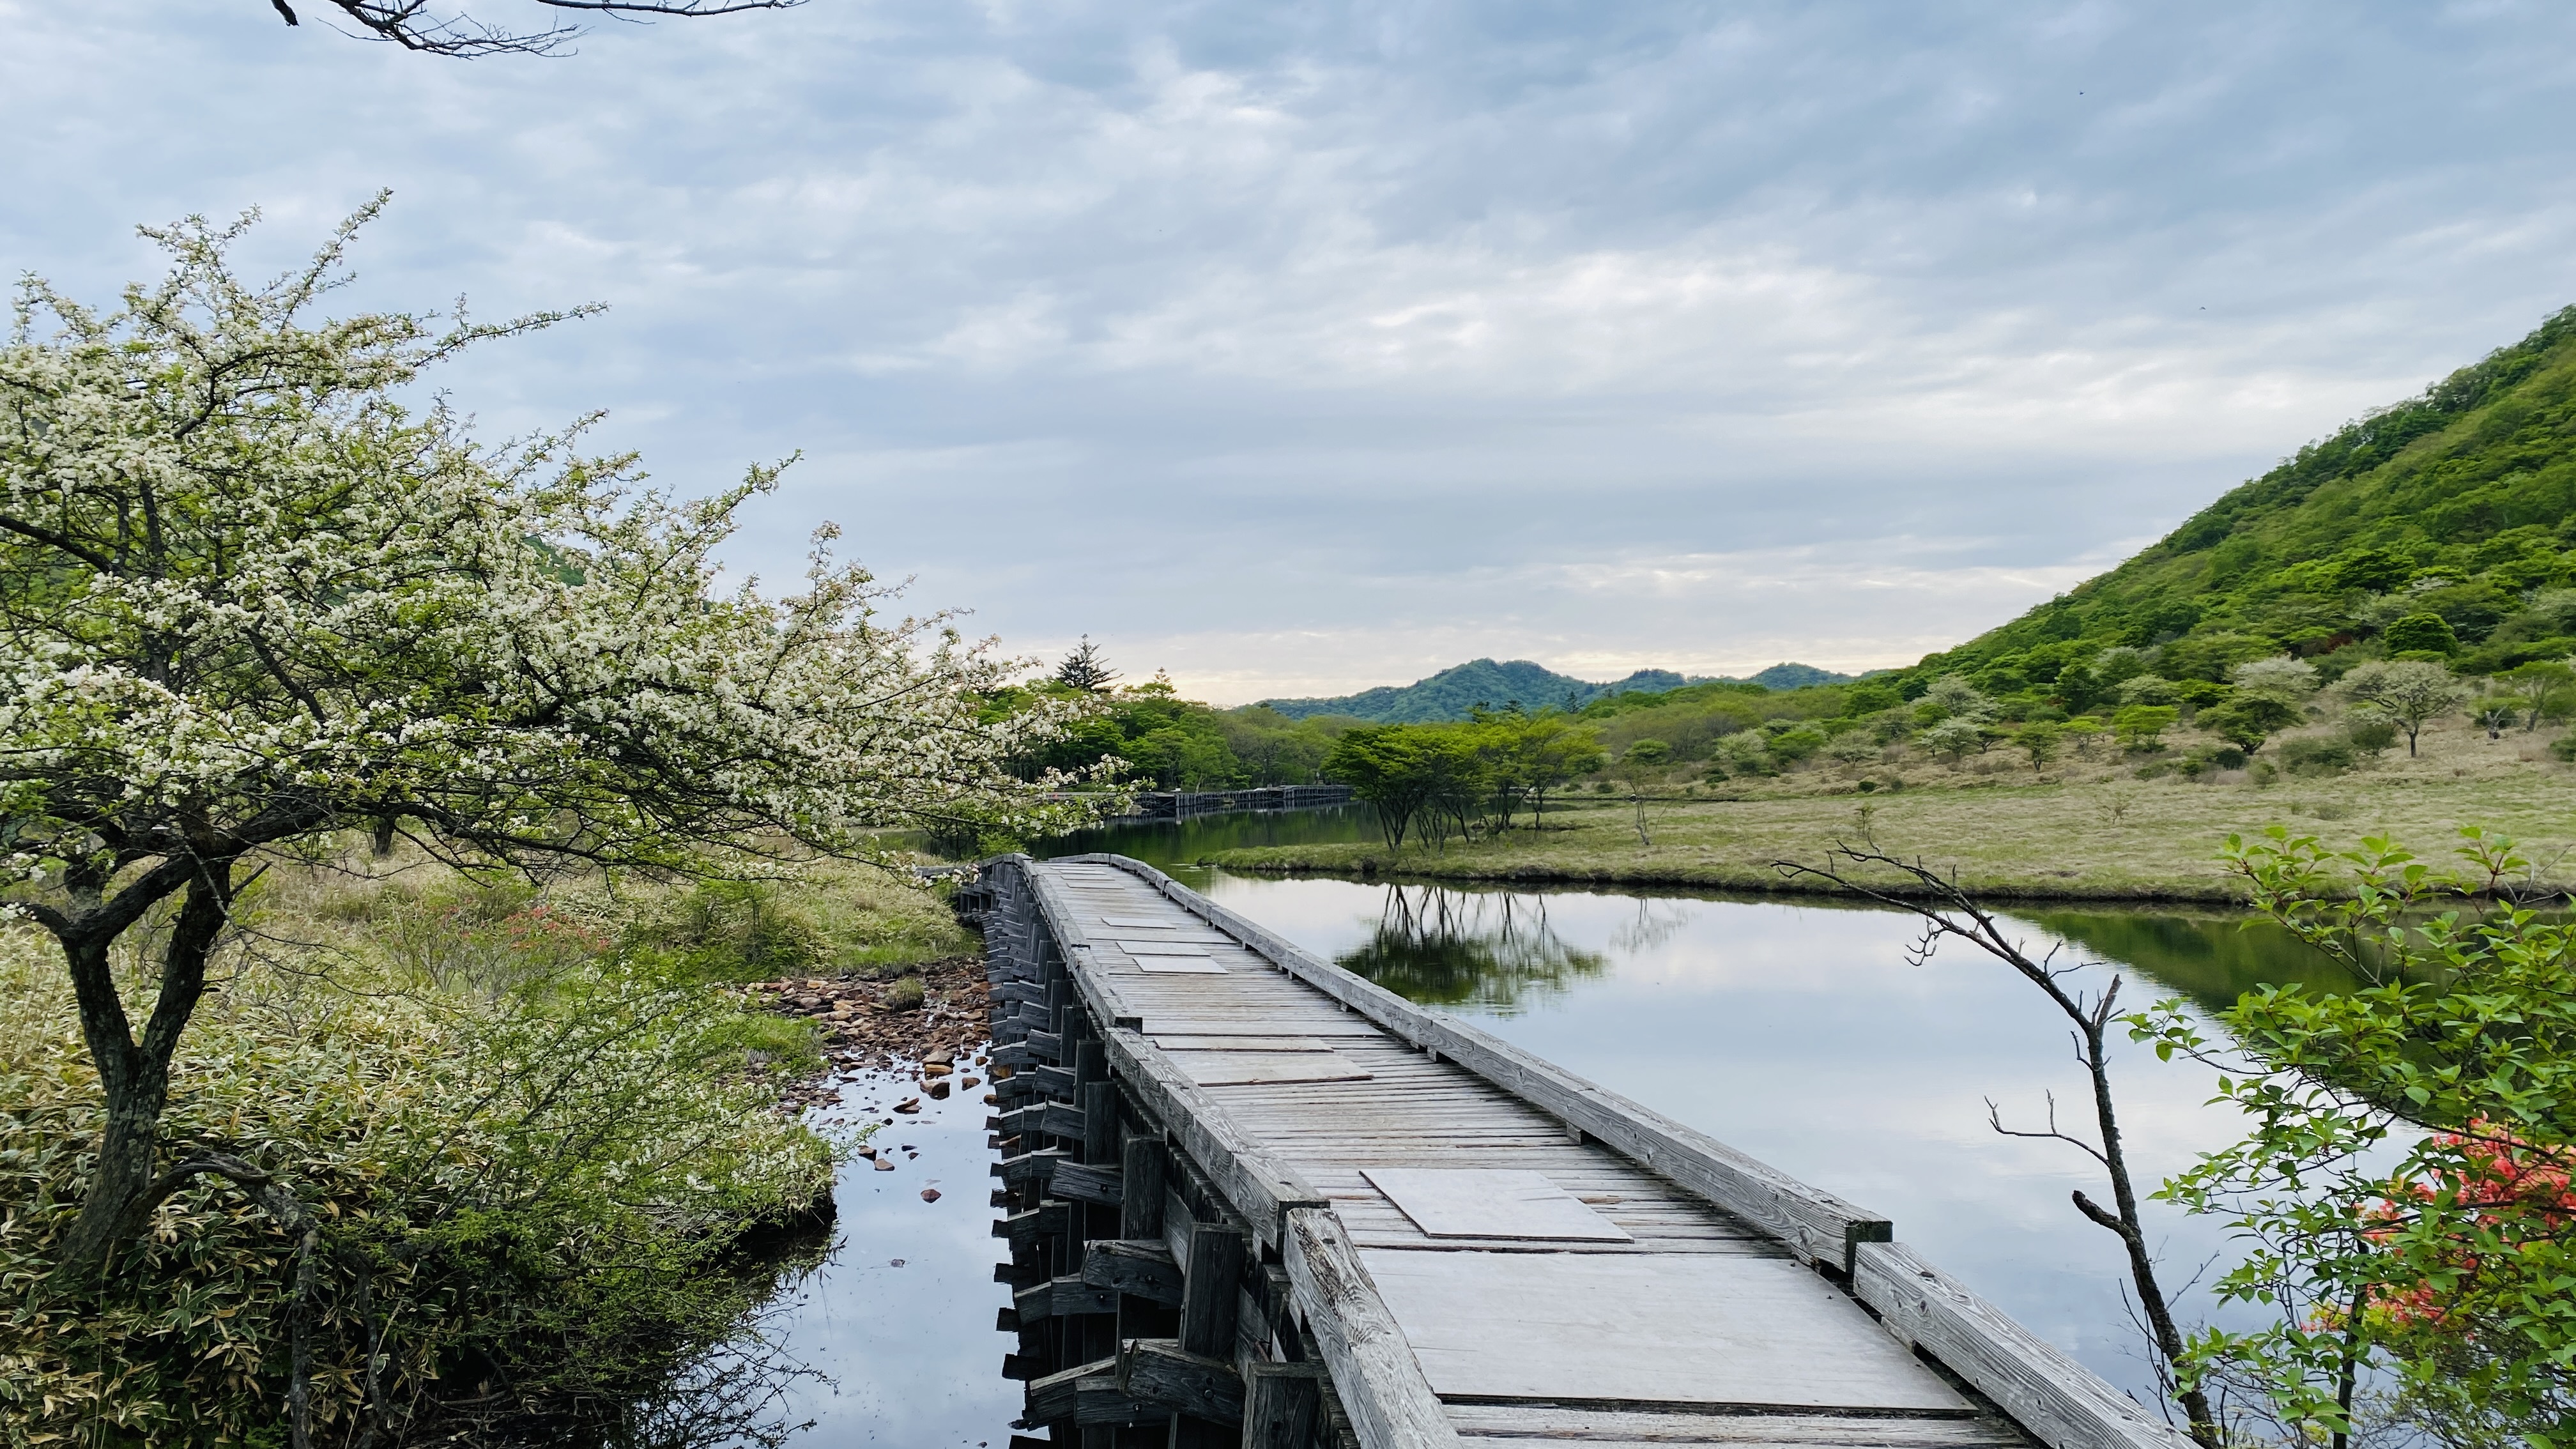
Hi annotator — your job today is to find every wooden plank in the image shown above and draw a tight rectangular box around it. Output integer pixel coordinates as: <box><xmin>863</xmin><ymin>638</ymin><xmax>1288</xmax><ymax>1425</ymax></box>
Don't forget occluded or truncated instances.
<box><xmin>1179</xmin><ymin>1222</ymin><xmax>1248</xmax><ymax>1358</ymax></box>
<box><xmin>1136</xmin><ymin>957</ymin><xmax>1230</xmax><ymax>975</ymax></box>
<box><xmin>1244</xmin><ymin>1363</ymin><xmax>1326</xmax><ymax>1449</ymax></box>
<box><xmin>1852</xmin><ymin>1241</ymin><xmax>2196</xmax><ymax>1449</ymax></box>
<box><xmin>1100</xmin><ymin>916</ymin><xmax>1178</xmax><ymax>928</ymax></box>
<box><xmin>1282</xmin><ymin>1208</ymin><xmax>1462</xmax><ymax>1449</ymax></box>
<box><xmin>1358</xmin><ymin>1248</ymin><xmax>1968</xmax><ymax>1412</ymax></box>
<box><xmin>1153</xmin><ymin>1035</ymin><xmax>1335</xmax><ymax>1053</ymax></box>
<box><xmin>1445</xmin><ymin>1403</ymin><xmax>2031</xmax><ymax>1446</ymax></box>
<box><xmin>1053</xmin><ymin>1160</ymin><xmax>1124</xmax><ymax>1206</ymax></box>
<box><xmin>1083</xmin><ymin>1238</ymin><xmax>1185</xmax><ymax>1306</ymax></box>
<box><xmin>1017</xmin><ymin>1274</ymin><xmax>1122</xmax><ymax>1322</ymax></box>
<box><xmin>1121</xmin><ymin>940</ymin><xmax>1216</xmax><ymax>956</ymax></box>
<box><xmin>1359</xmin><ymin>1168</ymin><xmax>1634</xmax><ymax>1243</ymax></box>
<box><xmin>1172</xmin><ymin>1050</ymin><xmax>1372</xmax><ymax>1087</ymax></box>
<box><xmin>1121</xmin><ymin>1138</ymin><xmax>1167</xmax><ymax>1239</ymax></box>
<box><xmin>1118</xmin><ymin>1338</ymin><xmax>1246</xmax><ymax>1424</ymax></box>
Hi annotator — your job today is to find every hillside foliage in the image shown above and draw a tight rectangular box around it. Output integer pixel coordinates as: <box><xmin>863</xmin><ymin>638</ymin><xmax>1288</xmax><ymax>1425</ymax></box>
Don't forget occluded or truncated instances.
<box><xmin>1900</xmin><ymin>305</ymin><xmax>2576</xmax><ymax>711</ymax></box>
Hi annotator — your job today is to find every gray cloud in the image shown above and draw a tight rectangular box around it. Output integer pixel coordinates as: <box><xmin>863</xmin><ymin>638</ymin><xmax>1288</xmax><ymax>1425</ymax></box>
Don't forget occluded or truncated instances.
<box><xmin>7</xmin><ymin>0</ymin><xmax>2575</xmax><ymax>700</ymax></box>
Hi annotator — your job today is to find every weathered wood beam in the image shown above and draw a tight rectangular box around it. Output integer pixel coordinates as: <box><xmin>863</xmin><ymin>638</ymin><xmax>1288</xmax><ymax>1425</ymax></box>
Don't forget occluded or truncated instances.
<box><xmin>1116</xmin><ymin>1338</ymin><xmax>1245</xmax><ymax>1425</ymax></box>
<box><xmin>1179</xmin><ymin>1222</ymin><xmax>1246</xmax><ymax>1360</ymax></box>
<box><xmin>992</xmin><ymin>1147</ymin><xmax>1066</xmax><ymax>1190</ymax></box>
<box><xmin>1015</xmin><ymin>1274</ymin><xmax>1121</xmax><ymax>1323</ymax></box>
<box><xmin>992</xmin><ymin>1200</ymin><xmax>1071</xmax><ymax>1254</ymax></box>
<box><xmin>1853</xmin><ymin>1241</ymin><xmax>2198</xmax><ymax>1449</ymax></box>
<box><xmin>1281</xmin><ymin>1207</ymin><xmax>1461</xmax><ymax>1449</ymax></box>
<box><xmin>1120</xmin><ymin>1137</ymin><xmax>1166</xmax><ymax>1239</ymax></box>
<box><xmin>1241</xmin><ymin>1362</ymin><xmax>1325</xmax><ymax>1449</ymax></box>
<box><xmin>1081</xmin><ymin>1238</ymin><xmax>1184</xmax><ymax>1306</ymax></box>
<box><xmin>1080</xmin><ymin>1080</ymin><xmax>1117</xmax><ymax>1161</ymax></box>
<box><xmin>1052</xmin><ymin>1159</ymin><xmax>1124</xmax><ymax>1207</ymax></box>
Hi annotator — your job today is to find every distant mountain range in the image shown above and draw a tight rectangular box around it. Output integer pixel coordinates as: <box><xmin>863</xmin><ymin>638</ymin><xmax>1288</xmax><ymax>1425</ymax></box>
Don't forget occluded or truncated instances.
<box><xmin>1254</xmin><ymin>658</ymin><xmax>1855</xmax><ymax>723</ymax></box>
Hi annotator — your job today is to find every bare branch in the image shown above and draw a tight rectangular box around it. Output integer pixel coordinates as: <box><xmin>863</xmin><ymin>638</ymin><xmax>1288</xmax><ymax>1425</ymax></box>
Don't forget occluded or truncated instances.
<box><xmin>297</xmin><ymin>0</ymin><xmax>804</xmax><ymax>56</ymax></box>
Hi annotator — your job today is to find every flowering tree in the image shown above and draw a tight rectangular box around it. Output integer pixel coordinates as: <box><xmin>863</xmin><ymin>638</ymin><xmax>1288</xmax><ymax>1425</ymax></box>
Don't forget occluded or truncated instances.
<box><xmin>1</xmin><ymin>201</ymin><xmax>1092</xmax><ymax>1275</ymax></box>
<box><xmin>2136</xmin><ymin>829</ymin><xmax>2576</xmax><ymax>1448</ymax></box>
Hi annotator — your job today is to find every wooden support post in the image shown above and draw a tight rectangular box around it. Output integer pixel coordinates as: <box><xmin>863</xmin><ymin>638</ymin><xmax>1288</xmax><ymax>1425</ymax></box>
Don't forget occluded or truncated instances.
<box><xmin>1122</xmin><ymin>1138</ymin><xmax>1167</xmax><ymax>1240</ymax></box>
<box><xmin>1239</xmin><ymin>1363</ymin><xmax>1324</xmax><ymax>1449</ymax></box>
<box><xmin>1179</xmin><ymin>1223</ymin><xmax>1246</xmax><ymax>1360</ymax></box>
<box><xmin>1081</xmin><ymin>1080</ymin><xmax>1118</xmax><ymax>1163</ymax></box>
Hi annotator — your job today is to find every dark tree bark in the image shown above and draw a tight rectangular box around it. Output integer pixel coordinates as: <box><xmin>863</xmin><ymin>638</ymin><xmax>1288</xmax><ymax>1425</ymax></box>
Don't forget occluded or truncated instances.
<box><xmin>51</xmin><ymin>859</ymin><xmax>242</xmax><ymax>1277</ymax></box>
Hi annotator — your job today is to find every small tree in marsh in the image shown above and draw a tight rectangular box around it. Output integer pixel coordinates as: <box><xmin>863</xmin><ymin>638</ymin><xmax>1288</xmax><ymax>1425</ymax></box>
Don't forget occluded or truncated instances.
<box><xmin>0</xmin><ymin>204</ymin><xmax>1091</xmax><ymax>1279</ymax></box>
<box><xmin>1775</xmin><ymin>841</ymin><xmax>2220</xmax><ymax>1448</ymax></box>
<box><xmin>2499</xmin><ymin>659</ymin><xmax>2573</xmax><ymax>732</ymax></box>
<box><xmin>2340</xmin><ymin>659</ymin><xmax>2471</xmax><ymax>757</ymax></box>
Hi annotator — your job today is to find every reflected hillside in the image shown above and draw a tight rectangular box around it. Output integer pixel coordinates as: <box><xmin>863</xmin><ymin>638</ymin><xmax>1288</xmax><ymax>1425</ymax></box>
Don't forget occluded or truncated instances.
<box><xmin>1338</xmin><ymin>885</ymin><xmax>1609</xmax><ymax>1014</ymax></box>
<box><xmin>2020</xmin><ymin>909</ymin><xmax>2365</xmax><ymax>1013</ymax></box>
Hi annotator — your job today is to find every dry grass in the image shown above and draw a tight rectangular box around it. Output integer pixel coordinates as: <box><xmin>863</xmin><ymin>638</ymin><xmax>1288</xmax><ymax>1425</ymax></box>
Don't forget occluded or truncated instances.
<box><xmin>1213</xmin><ymin>716</ymin><xmax>2576</xmax><ymax>901</ymax></box>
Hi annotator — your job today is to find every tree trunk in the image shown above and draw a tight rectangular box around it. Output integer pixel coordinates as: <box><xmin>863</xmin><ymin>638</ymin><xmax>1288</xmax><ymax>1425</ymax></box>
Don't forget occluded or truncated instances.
<box><xmin>52</xmin><ymin>866</ymin><xmax>236</xmax><ymax>1278</ymax></box>
<box><xmin>371</xmin><ymin>815</ymin><xmax>397</xmax><ymax>856</ymax></box>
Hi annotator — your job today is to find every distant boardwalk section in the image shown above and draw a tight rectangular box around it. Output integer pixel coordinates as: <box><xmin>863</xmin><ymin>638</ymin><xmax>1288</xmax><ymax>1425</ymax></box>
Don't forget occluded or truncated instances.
<box><xmin>1068</xmin><ymin>784</ymin><xmax>1354</xmax><ymax>825</ymax></box>
<box><xmin>964</xmin><ymin>853</ymin><xmax>2193</xmax><ymax>1449</ymax></box>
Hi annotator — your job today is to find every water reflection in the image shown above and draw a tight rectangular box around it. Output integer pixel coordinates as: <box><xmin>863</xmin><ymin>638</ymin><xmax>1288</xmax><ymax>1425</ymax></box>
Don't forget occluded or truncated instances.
<box><xmin>1338</xmin><ymin>885</ymin><xmax>1609</xmax><ymax>1012</ymax></box>
<box><xmin>1032</xmin><ymin>804</ymin><xmax>1372</xmax><ymax>869</ymax></box>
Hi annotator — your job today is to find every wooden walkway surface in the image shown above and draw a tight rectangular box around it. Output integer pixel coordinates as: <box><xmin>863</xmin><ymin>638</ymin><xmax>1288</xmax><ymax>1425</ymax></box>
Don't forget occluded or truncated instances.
<box><xmin>979</xmin><ymin>854</ymin><xmax>2194</xmax><ymax>1449</ymax></box>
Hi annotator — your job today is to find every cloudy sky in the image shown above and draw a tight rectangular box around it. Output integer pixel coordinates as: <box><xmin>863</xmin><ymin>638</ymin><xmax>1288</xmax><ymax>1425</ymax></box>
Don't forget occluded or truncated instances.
<box><xmin>7</xmin><ymin>2</ymin><xmax>2574</xmax><ymax>703</ymax></box>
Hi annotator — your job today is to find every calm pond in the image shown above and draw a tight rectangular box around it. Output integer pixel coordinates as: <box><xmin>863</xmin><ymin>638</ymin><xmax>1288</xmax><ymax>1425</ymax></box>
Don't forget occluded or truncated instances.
<box><xmin>749</xmin><ymin>807</ymin><xmax>2348</xmax><ymax>1445</ymax></box>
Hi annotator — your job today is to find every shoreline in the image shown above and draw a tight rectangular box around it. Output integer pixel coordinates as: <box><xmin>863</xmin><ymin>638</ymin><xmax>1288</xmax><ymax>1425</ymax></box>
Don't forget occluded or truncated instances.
<box><xmin>1203</xmin><ymin>851</ymin><xmax>2255</xmax><ymax>904</ymax></box>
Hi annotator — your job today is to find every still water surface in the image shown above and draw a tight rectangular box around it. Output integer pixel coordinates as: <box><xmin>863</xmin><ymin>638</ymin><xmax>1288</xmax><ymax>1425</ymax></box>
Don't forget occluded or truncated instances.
<box><xmin>756</xmin><ymin>809</ymin><xmax>2347</xmax><ymax>1442</ymax></box>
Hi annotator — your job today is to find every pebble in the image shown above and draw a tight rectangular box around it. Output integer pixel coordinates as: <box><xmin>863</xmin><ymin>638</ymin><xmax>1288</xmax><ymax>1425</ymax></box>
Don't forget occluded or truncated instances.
<box><xmin>919</xmin><ymin>1187</ymin><xmax>941</xmax><ymax>1203</ymax></box>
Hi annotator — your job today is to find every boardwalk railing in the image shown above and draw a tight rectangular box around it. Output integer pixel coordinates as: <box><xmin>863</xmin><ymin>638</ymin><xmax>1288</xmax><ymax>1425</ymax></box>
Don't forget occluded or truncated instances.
<box><xmin>961</xmin><ymin>852</ymin><xmax>2196</xmax><ymax>1449</ymax></box>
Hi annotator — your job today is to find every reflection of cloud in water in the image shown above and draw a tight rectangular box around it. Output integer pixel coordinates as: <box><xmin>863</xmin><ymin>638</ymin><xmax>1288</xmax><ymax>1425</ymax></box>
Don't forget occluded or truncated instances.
<box><xmin>1338</xmin><ymin>885</ymin><xmax>1609</xmax><ymax>1014</ymax></box>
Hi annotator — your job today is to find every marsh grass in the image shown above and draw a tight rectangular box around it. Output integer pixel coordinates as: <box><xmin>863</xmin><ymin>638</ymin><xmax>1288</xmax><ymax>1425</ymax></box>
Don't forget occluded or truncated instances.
<box><xmin>1218</xmin><ymin>716</ymin><xmax>2576</xmax><ymax>900</ymax></box>
<box><xmin>0</xmin><ymin>842</ymin><xmax>964</xmax><ymax>1446</ymax></box>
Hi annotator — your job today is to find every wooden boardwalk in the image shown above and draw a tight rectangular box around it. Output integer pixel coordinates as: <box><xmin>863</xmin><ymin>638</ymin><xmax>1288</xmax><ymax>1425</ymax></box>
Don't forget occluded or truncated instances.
<box><xmin>971</xmin><ymin>854</ymin><xmax>2193</xmax><ymax>1449</ymax></box>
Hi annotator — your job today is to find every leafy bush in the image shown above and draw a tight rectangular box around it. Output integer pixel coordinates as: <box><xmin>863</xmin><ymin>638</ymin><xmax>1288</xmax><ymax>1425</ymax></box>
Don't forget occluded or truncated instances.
<box><xmin>2345</xmin><ymin>716</ymin><xmax>2400</xmax><ymax>757</ymax></box>
<box><xmin>0</xmin><ymin>924</ymin><xmax>834</xmax><ymax>1445</ymax></box>
<box><xmin>1765</xmin><ymin>726</ymin><xmax>1827</xmax><ymax>763</ymax></box>
<box><xmin>2274</xmin><ymin>735</ymin><xmax>2358</xmax><ymax>776</ymax></box>
<box><xmin>2382</xmin><ymin>611</ymin><xmax>2462</xmax><ymax>655</ymax></box>
<box><xmin>2552</xmin><ymin>734</ymin><xmax>2576</xmax><ymax>763</ymax></box>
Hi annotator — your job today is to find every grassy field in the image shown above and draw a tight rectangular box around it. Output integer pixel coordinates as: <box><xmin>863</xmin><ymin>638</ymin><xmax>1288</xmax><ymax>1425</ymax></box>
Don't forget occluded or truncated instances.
<box><xmin>1210</xmin><ymin>716</ymin><xmax>2576</xmax><ymax>901</ymax></box>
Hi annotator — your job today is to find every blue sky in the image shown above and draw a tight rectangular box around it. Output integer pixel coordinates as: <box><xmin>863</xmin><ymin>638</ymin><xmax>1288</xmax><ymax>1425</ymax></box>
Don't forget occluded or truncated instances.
<box><xmin>8</xmin><ymin>1</ymin><xmax>2575</xmax><ymax>702</ymax></box>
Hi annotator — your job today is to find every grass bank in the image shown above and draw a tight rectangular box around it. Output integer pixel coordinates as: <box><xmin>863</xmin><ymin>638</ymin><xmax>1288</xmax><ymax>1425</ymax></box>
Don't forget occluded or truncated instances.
<box><xmin>1211</xmin><ymin>718</ymin><xmax>2576</xmax><ymax>901</ymax></box>
<box><xmin>0</xmin><ymin>845</ymin><xmax>969</xmax><ymax>1446</ymax></box>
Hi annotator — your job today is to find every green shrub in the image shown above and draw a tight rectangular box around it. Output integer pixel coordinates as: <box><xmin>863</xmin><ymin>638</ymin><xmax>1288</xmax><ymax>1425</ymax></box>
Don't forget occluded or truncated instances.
<box><xmin>884</xmin><ymin>977</ymin><xmax>926</xmax><ymax>1011</ymax></box>
<box><xmin>2276</xmin><ymin>735</ymin><xmax>2359</xmax><ymax>776</ymax></box>
<box><xmin>2345</xmin><ymin>716</ymin><xmax>2400</xmax><ymax>757</ymax></box>
<box><xmin>0</xmin><ymin>931</ymin><xmax>834</xmax><ymax>1445</ymax></box>
<box><xmin>2552</xmin><ymin>734</ymin><xmax>2576</xmax><ymax>763</ymax></box>
<box><xmin>2381</xmin><ymin>611</ymin><xmax>2461</xmax><ymax>655</ymax></box>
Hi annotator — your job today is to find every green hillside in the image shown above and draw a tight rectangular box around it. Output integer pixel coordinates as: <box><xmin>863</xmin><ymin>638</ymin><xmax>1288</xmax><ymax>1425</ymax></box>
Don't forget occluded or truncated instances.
<box><xmin>1907</xmin><ymin>303</ymin><xmax>2576</xmax><ymax>705</ymax></box>
<box><xmin>1257</xmin><ymin>658</ymin><xmax>1853</xmax><ymax>723</ymax></box>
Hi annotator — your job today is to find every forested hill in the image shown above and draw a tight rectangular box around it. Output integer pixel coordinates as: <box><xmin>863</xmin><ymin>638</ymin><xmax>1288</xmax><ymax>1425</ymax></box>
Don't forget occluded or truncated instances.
<box><xmin>1258</xmin><ymin>658</ymin><xmax>1854</xmax><ymax>723</ymax></box>
<box><xmin>1909</xmin><ymin>303</ymin><xmax>2576</xmax><ymax>696</ymax></box>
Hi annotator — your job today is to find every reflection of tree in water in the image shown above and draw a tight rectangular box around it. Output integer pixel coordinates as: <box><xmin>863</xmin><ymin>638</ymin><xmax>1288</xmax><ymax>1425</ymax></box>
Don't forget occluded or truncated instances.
<box><xmin>1339</xmin><ymin>885</ymin><xmax>1609</xmax><ymax>1014</ymax></box>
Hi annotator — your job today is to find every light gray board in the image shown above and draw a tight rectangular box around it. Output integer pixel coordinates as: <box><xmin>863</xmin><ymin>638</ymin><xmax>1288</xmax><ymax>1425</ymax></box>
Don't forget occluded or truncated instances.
<box><xmin>1147</xmin><ymin>1020</ymin><xmax>1384</xmax><ymax>1038</ymax></box>
<box><xmin>1173</xmin><ymin>1050</ymin><xmax>1374</xmax><ymax>1086</ymax></box>
<box><xmin>1360</xmin><ymin>1169</ymin><xmax>1632</xmax><ymax>1243</ymax></box>
<box><xmin>1135</xmin><ymin>958</ymin><xmax>1229</xmax><ymax>975</ymax></box>
<box><xmin>1100</xmin><ymin>916</ymin><xmax>1179</xmax><ymax>928</ymax></box>
<box><xmin>1448</xmin><ymin>1403</ymin><xmax>2028</xmax><ymax>1447</ymax></box>
<box><xmin>1360</xmin><ymin>1250</ymin><xmax>1970</xmax><ymax>1412</ymax></box>
<box><xmin>1119</xmin><ymin>940</ymin><xmax>1215</xmax><ymax>956</ymax></box>
<box><xmin>1154</xmin><ymin>1035</ymin><xmax>1336</xmax><ymax>1053</ymax></box>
